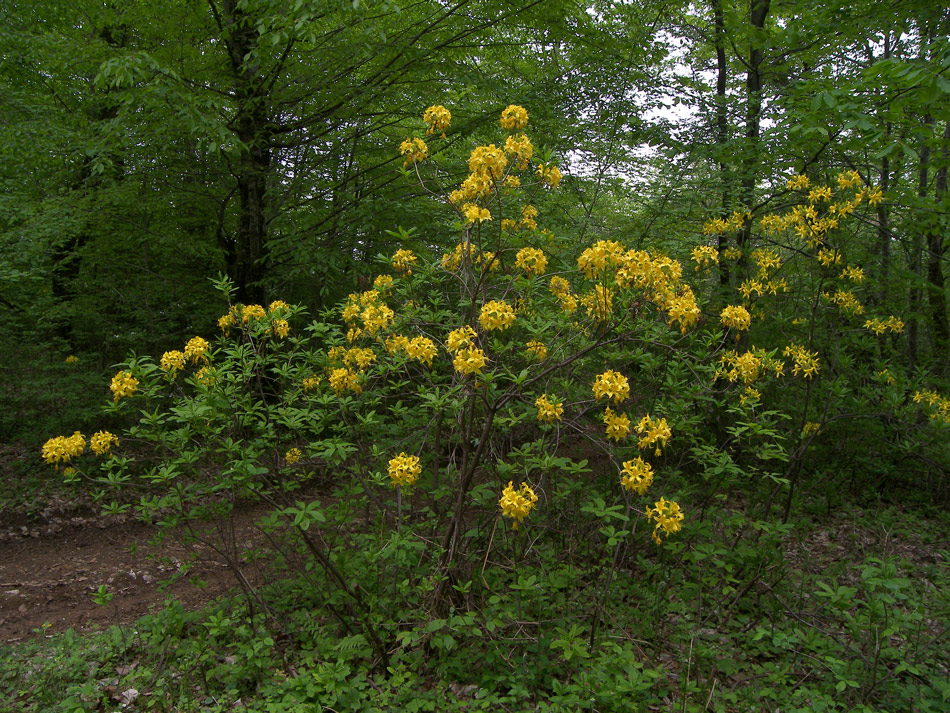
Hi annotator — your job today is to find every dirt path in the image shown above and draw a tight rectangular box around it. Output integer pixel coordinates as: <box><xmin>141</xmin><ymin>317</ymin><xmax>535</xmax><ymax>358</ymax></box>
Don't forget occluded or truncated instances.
<box><xmin>0</xmin><ymin>505</ymin><xmax>272</xmax><ymax>643</ymax></box>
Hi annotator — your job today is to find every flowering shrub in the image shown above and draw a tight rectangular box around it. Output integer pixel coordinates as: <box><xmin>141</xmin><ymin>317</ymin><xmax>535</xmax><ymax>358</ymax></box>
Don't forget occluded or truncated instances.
<box><xmin>41</xmin><ymin>105</ymin><xmax>950</xmax><ymax>663</ymax></box>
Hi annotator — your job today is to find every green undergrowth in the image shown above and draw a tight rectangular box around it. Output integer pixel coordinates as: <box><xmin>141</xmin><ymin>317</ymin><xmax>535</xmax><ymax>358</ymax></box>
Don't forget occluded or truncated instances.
<box><xmin>2</xmin><ymin>500</ymin><xmax>947</xmax><ymax>713</ymax></box>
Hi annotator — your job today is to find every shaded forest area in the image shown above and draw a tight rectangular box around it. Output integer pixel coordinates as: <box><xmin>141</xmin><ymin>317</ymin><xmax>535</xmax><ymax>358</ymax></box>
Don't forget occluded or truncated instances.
<box><xmin>1</xmin><ymin>1</ymin><xmax>949</xmax><ymax>712</ymax></box>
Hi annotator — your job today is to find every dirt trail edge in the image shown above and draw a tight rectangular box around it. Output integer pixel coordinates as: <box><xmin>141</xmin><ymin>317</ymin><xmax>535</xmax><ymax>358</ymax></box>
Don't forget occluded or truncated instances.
<box><xmin>0</xmin><ymin>505</ymin><xmax>273</xmax><ymax>643</ymax></box>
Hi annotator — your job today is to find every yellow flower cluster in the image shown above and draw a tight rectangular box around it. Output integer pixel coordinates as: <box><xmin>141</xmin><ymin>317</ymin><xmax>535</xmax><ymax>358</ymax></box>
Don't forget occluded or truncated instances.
<box><xmin>196</xmin><ymin>366</ymin><xmax>216</xmax><ymax>385</ymax></box>
<box><xmin>161</xmin><ymin>350</ymin><xmax>186</xmax><ymax>375</ymax></box>
<box><xmin>592</xmin><ymin>370</ymin><xmax>629</xmax><ymax>404</ymax></box>
<box><xmin>720</xmin><ymin>305</ymin><xmax>752</xmax><ymax>331</ymax></box>
<box><xmin>504</xmin><ymin>134</ymin><xmax>533</xmax><ymax>170</ymax></box>
<box><xmin>581</xmin><ymin>285</ymin><xmax>613</xmax><ymax>322</ymax></box>
<box><xmin>453</xmin><ymin>347</ymin><xmax>487</xmax><ymax>376</ymax></box>
<box><xmin>740</xmin><ymin>386</ymin><xmax>761</xmax><ymax>404</ymax></box>
<box><xmin>469</xmin><ymin>144</ymin><xmax>508</xmax><ymax>181</ymax></box>
<box><xmin>241</xmin><ymin>304</ymin><xmax>266</xmax><ymax>323</ymax></box>
<box><xmin>818</xmin><ymin>248</ymin><xmax>841</xmax><ymax>267</ymax></box>
<box><xmin>620</xmin><ymin>457</ymin><xmax>654</xmax><ymax>495</ymax></box>
<box><xmin>423</xmin><ymin>105</ymin><xmax>451</xmax><ymax>136</ymax></box>
<box><xmin>913</xmin><ymin>390</ymin><xmax>950</xmax><ymax>424</ymax></box>
<box><xmin>342</xmin><ymin>290</ymin><xmax>394</xmax><ymax>338</ymax></box>
<box><xmin>784</xmin><ymin>343</ymin><xmax>820</xmax><ymax>378</ymax></box>
<box><xmin>110</xmin><ymin>371</ymin><xmax>139</xmax><ymax>401</ymax></box>
<box><xmin>536</xmin><ymin>162</ymin><xmax>562</xmax><ymax>187</ymax></box>
<box><xmin>808</xmin><ymin>186</ymin><xmax>833</xmax><ymax>203</ymax></box>
<box><xmin>446</xmin><ymin>326</ymin><xmax>477</xmax><ymax>353</ymax></box>
<box><xmin>498</xmin><ymin>480</ymin><xmax>538</xmax><ymax>528</ymax></box>
<box><xmin>603</xmin><ymin>407</ymin><xmax>631</xmax><ymax>441</ymax></box>
<box><xmin>392</xmin><ymin>249</ymin><xmax>416</xmax><ymax>274</ymax></box>
<box><xmin>388</xmin><ymin>452</ymin><xmax>422</xmax><ymax>488</ymax></box>
<box><xmin>718</xmin><ymin>348</ymin><xmax>783</xmax><ymax>384</ymax></box>
<box><xmin>646</xmin><ymin>497</ymin><xmax>684</xmax><ymax>544</ymax></box>
<box><xmin>90</xmin><ymin>430</ymin><xmax>118</xmax><ymax>456</ymax></box>
<box><xmin>65</xmin><ymin>355</ymin><xmax>79</xmax><ymax>364</ymax></box>
<box><xmin>836</xmin><ymin>170</ymin><xmax>863</xmax><ymax>189</ymax></box>
<box><xmin>42</xmin><ymin>431</ymin><xmax>85</xmax><ymax>466</ymax></box>
<box><xmin>272</xmin><ymin>319</ymin><xmax>290</xmax><ymax>338</ymax></box>
<box><xmin>479</xmin><ymin>300</ymin><xmax>516</xmax><ymax>331</ymax></box>
<box><xmin>751</xmin><ymin>248</ymin><xmax>781</xmax><ymax>277</ymax></box>
<box><xmin>702</xmin><ymin>211</ymin><xmax>749</xmax><ymax>235</ymax></box>
<box><xmin>515</xmin><ymin>247</ymin><xmax>547</xmax><ymax>276</ymax></box>
<box><xmin>525</xmin><ymin>341</ymin><xmax>547</xmax><ymax>361</ymax></box>
<box><xmin>877</xmin><ymin>369</ymin><xmax>896</xmax><ymax>385</ymax></box>
<box><xmin>303</xmin><ymin>376</ymin><xmax>321</xmax><ymax>391</ymax></box>
<box><xmin>400</xmin><ymin>137</ymin><xmax>428</xmax><ymax>166</ymax></box>
<box><xmin>374</xmin><ymin>274</ymin><xmax>394</xmax><ymax>291</ymax></box>
<box><xmin>691</xmin><ymin>245</ymin><xmax>719</xmax><ymax>270</ymax></box>
<box><xmin>721</xmin><ymin>247</ymin><xmax>742</xmax><ymax>260</ymax></box>
<box><xmin>519</xmin><ymin>204</ymin><xmax>539</xmax><ymax>231</ymax></box>
<box><xmin>184</xmin><ymin>336</ymin><xmax>210</xmax><ymax>363</ymax></box>
<box><xmin>535</xmin><ymin>394</ymin><xmax>563</xmax><ymax>423</ymax></box>
<box><xmin>864</xmin><ymin>316</ymin><xmax>904</xmax><ymax>335</ymax></box>
<box><xmin>463</xmin><ymin>203</ymin><xmax>492</xmax><ymax>224</ymax></box>
<box><xmin>841</xmin><ymin>266</ymin><xmax>865</xmax><ymax>283</ymax></box>
<box><xmin>329</xmin><ymin>367</ymin><xmax>362</xmax><ymax>395</ymax></box>
<box><xmin>578</xmin><ymin>240</ymin><xmax>625</xmax><ymax>278</ymax></box>
<box><xmin>500</xmin><ymin>104</ymin><xmax>529</xmax><ymax>130</ymax></box>
<box><xmin>386</xmin><ymin>335</ymin><xmax>437</xmax><ymax>366</ymax></box>
<box><xmin>802</xmin><ymin>422</ymin><xmax>822</xmax><ymax>437</ymax></box>
<box><xmin>285</xmin><ymin>448</ymin><xmax>303</xmax><ymax>465</ymax></box>
<box><xmin>786</xmin><ymin>174</ymin><xmax>810</xmax><ymax>190</ymax></box>
<box><xmin>549</xmin><ymin>275</ymin><xmax>578</xmax><ymax>313</ymax></box>
<box><xmin>824</xmin><ymin>289</ymin><xmax>864</xmax><ymax>316</ymax></box>
<box><xmin>635</xmin><ymin>415</ymin><xmax>672</xmax><ymax>455</ymax></box>
<box><xmin>441</xmin><ymin>242</ymin><xmax>497</xmax><ymax>272</ymax></box>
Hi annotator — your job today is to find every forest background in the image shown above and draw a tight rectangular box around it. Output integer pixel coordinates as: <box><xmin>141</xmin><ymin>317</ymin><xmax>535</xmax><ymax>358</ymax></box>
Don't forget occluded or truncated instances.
<box><xmin>1</xmin><ymin>1</ymin><xmax>949</xmax><ymax>712</ymax></box>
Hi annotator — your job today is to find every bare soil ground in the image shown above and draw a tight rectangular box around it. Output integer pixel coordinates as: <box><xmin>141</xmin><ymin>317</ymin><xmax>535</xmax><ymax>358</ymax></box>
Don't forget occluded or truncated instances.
<box><xmin>0</xmin><ymin>495</ymin><xmax>274</xmax><ymax>643</ymax></box>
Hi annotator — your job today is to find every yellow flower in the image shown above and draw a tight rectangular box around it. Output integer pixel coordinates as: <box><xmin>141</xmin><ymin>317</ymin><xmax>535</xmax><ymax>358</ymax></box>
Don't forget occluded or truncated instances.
<box><xmin>285</xmin><ymin>448</ymin><xmax>303</xmax><ymax>465</ymax></box>
<box><xmin>446</xmin><ymin>326</ymin><xmax>477</xmax><ymax>353</ymax></box>
<box><xmin>525</xmin><ymin>341</ymin><xmax>547</xmax><ymax>361</ymax></box>
<box><xmin>515</xmin><ymin>247</ymin><xmax>548</xmax><ymax>276</ymax></box>
<box><xmin>184</xmin><ymin>337</ymin><xmax>210</xmax><ymax>364</ymax></box>
<box><xmin>582</xmin><ymin>285</ymin><xmax>613</xmax><ymax>322</ymax></box>
<box><xmin>536</xmin><ymin>162</ymin><xmax>562</xmax><ymax>187</ymax></box>
<box><xmin>535</xmin><ymin>394</ymin><xmax>563</xmax><ymax>423</ymax></box>
<box><xmin>423</xmin><ymin>105</ymin><xmax>451</xmax><ymax>136</ymax></box>
<box><xmin>110</xmin><ymin>371</ymin><xmax>139</xmax><ymax>401</ymax></box>
<box><xmin>620</xmin><ymin>457</ymin><xmax>654</xmax><ymax>495</ymax></box>
<box><xmin>89</xmin><ymin>431</ymin><xmax>118</xmax><ymax>456</ymax></box>
<box><xmin>498</xmin><ymin>480</ymin><xmax>538</xmax><ymax>528</ymax></box>
<box><xmin>268</xmin><ymin>300</ymin><xmax>290</xmax><ymax>313</ymax></box>
<box><xmin>272</xmin><ymin>319</ymin><xmax>290</xmax><ymax>338</ymax></box>
<box><xmin>453</xmin><ymin>347</ymin><xmax>487</xmax><ymax>375</ymax></box>
<box><xmin>160</xmin><ymin>350</ymin><xmax>186</xmax><ymax>374</ymax></box>
<box><xmin>783</xmin><ymin>343</ymin><xmax>820</xmax><ymax>378</ymax></box>
<box><xmin>241</xmin><ymin>304</ymin><xmax>266</xmax><ymax>323</ymax></box>
<box><xmin>504</xmin><ymin>133</ymin><xmax>533</xmax><ymax>169</ymax></box>
<box><xmin>406</xmin><ymin>336</ymin><xmax>437</xmax><ymax>367</ymax></box>
<box><xmin>646</xmin><ymin>497</ymin><xmax>684</xmax><ymax>544</ymax></box>
<box><xmin>808</xmin><ymin>185</ymin><xmax>833</xmax><ymax>203</ymax></box>
<box><xmin>549</xmin><ymin>275</ymin><xmax>571</xmax><ymax>296</ymax></box>
<box><xmin>374</xmin><ymin>274</ymin><xmax>394</xmax><ymax>291</ymax></box>
<box><xmin>388</xmin><ymin>452</ymin><xmax>421</xmax><ymax>488</ymax></box>
<box><xmin>469</xmin><ymin>144</ymin><xmax>508</xmax><ymax>180</ymax></box>
<box><xmin>400</xmin><ymin>137</ymin><xmax>428</xmax><ymax>166</ymax></box>
<box><xmin>195</xmin><ymin>366</ymin><xmax>216</xmax><ymax>385</ymax></box>
<box><xmin>462</xmin><ymin>203</ymin><xmax>492</xmax><ymax>224</ymax></box>
<box><xmin>65</xmin><ymin>355</ymin><xmax>79</xmax><ymax>364</ymax></box>
<box><xmin>635</xmin><ymin>415</ymin><xmax>672</xmax><ymax>455</ymax></box>
<box><xmin>786</xmin><ymin>174</ymin><xmax>810</xmax><ymax>191</ymax></box>
<box><xmin>841</xmin><ymin>266</ymin><xmax>865</xmax><ymax>283</ymax></box>
<box><xmin>802</xmin><ymin>422</ymin><xmax>822</xmax><ymax>437</ymax></box>
<box><xmin>691</xmin><ymin>245</ymin><xmax>719</xmax><ymax>269</ymax></box>
<box><xmin>603</xmin><ymin>407</ymin><xmax>631</xmax><ymax>441</ymax></box>
<box><xmin>592</xmin><ymin>370</ymin><xmax>629</xmax><ymax>404</ymax></box>
<box><xmin>479</xmin><ymin>300</ymin><xmax>516</xmax><ymax>331</ymax></box>
<box><xmin>392</xmin><ymin>249</ymin><xmax>416</xmax><ymax>274</ymax></box>
<box><xmin>303</xmin><ymin>376</ymin><xmax>321</xmax><ymax>391</ymax></box>
<box><xmin>41</xmin><ymin>431</ymin><xmax>86</xmax><ymax>466</ymax></box>
<box><xmin>329</xmin><ymin>367</ymin><xmax>362</xmax><ymax>395</ymax></box>
<box><xmin>720</xmin><ymin>305</ymin><xmax>752</xmax><ymax>331</ymax></box>
<box><xmin>500</xmin><ymin>104</ymin><xmax>529</xmax><ymax>131</ymax></box>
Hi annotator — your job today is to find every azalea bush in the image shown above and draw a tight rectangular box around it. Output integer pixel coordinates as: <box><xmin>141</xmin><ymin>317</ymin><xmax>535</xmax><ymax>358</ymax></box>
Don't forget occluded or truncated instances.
<box><xmin>40</xmin><ymin>105</ymin><xmax>948</xmax><ymax>674</ymax></box>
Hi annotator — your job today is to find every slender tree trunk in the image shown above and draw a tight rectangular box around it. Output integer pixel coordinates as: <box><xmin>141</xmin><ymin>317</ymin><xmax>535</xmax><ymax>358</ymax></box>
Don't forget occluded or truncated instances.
<box><xmin>877</xmin><ymin>34</ymin><xmax>892</xmax><ymax>306</ymax></box>
<box><xmin>908</xmin><ymin>115</ymin><xmax>933</xmax><ymax>371</ymax></box>
<box><xmin>712</xmin><ymin>0</ymin><xmax>731</xmax><ymax>289</ymax></box>
<box><xmin>737</xmin><ymin>0</ymin><xmax>771</xmax><ymax>271</ymax></box>
<box><xmin>926</xmin><ymin>120</ymin><xmax>950</xmax><ymax>364</ymax></box>
<box><xmin>218</xmin><ymin>0</ymin><xmax>271</xmax><ymax>305</ymax></box>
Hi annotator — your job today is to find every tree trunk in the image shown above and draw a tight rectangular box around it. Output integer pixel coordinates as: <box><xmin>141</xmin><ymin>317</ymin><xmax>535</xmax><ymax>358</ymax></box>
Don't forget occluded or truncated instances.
<box><xmin>712</xmin><ymin>0</ymin><xmax>731</xmax><ymax>289</ymax></box>
<box><xmin>926</xmin><ymin>120</ymin><xmax>949</xmax><ymax>364</ymax></box>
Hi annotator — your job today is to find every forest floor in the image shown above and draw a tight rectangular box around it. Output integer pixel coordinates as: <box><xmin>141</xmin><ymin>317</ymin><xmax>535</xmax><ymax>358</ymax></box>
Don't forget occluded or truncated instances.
<box><xmin>0</xmin><ymin>445</ymin><xmax>273</xmax><ymax>642</ymax></box>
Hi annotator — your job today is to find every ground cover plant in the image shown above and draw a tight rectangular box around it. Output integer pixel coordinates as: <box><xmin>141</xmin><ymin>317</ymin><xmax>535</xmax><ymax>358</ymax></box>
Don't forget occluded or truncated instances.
<box><xmin>6</xmin><ymin>104</ymin><xmax>946</xmax><ymax>712</ymax></box>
